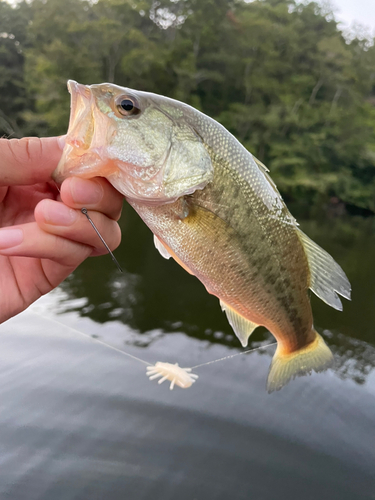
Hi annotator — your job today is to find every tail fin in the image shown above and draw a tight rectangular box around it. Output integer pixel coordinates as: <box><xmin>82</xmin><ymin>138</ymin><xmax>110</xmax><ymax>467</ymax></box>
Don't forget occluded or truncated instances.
<box><xmin>267</xmin><ymin>332</ymin><xmax>333</xmax><ymax>393</ymax></box>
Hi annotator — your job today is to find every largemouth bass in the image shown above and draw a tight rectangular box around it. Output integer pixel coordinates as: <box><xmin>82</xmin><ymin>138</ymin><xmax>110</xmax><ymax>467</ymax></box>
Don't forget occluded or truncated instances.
<box><xmin>53</xmin><ymin>80</ymin><xmax>351</xmax><ymax>392</ymax></box>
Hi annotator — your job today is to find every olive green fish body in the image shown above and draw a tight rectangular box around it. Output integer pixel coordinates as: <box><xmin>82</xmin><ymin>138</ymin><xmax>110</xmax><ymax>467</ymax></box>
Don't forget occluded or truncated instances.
<box><xmin>54</xmin><ymin>81</ymin><xmax>351</xmax><ymax>392</ymax></box>
<box><xmin>129</xmin><ymin>140</ymin><xmax>315</xmax><ymax>354</ymax></box>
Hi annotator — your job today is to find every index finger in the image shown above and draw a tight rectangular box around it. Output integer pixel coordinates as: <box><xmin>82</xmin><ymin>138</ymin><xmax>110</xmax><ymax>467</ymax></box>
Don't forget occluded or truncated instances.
<box><xmin>0</xmin><ymin>136</ymin><xmax>64</xmax><ymax>186</ymax></box>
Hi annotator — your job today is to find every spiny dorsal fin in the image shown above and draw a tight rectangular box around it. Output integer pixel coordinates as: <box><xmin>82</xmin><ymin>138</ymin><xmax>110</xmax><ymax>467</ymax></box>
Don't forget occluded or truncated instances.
<box><xmin>297</xmin><ymin>229</ymin><xmax>351</xmax><ymax>311</ymax></box>
<box><xmin>154</xmin><ymin>235</ymin><xmax>172</xmax><ymax>260</ymax></box>
<box><xmin>220</xmin><ymin>300</ymin><xmax>260</xmax><ymax>347</ymax></box>
<box><xmin>252</xmin><ymin>155</ymin><xmax>270</xmax><ymax>173</ymax></box>
<box><xmin>252</xmin><ymin>155</ymin><xmax>298</xmax><ymax>226</ymax></box>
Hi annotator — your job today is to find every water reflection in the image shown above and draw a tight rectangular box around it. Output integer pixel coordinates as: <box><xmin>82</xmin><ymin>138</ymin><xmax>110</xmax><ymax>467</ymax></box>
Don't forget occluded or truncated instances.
<box><xmin>326</xmin><ymin>330</ymin><xmax>375</xmax><ymax>385</ymax></box>
<box><xmin>57</xmin><ymin>203</ymin><xmax>375</xmax><ymax>384</ymax></box>
<box><xmin>2</xmin><ymin>204</ymin><xmax>374</xmax><ymax>500</ymax></box>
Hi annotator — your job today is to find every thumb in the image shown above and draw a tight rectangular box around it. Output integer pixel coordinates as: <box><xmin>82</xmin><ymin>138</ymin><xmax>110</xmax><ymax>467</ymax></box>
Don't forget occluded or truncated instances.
<box><xmin>0</xmin><ymin>136</ymin><xmax>65</xmax><ymax>186</ymax></box>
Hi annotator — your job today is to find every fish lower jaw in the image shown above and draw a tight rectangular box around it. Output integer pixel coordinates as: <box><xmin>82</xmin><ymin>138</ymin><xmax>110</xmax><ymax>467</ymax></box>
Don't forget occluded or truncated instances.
<box><xmin>53</xmin><ymin>151</ymin><xmax>118</xmax><ymax>184</ymax></box>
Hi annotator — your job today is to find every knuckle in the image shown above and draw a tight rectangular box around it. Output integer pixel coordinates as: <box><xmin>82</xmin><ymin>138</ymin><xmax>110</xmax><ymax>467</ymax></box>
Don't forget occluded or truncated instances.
<box><xmin>53</xmin><ymin>233</ymin><xmax>89</xmax><ymax>266</ymax></box>
<box><xmin>4</xmin><ymin>137</ymin><xmax>50</xmax><ymax>184</ymax></box>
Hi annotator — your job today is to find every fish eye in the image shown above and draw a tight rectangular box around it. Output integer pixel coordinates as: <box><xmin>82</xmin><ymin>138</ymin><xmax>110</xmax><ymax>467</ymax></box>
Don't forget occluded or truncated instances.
<box><xmin>115</xmin><ymin>95</ymin><xmax>141</xmax><ymax>117</ymax></box>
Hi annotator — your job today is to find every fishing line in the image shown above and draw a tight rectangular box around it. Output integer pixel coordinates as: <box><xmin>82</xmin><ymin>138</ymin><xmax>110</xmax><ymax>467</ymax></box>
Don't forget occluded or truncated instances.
<box><xmin>30</xmin><ymin>311</ymin><xmax>152</xmax><ymax>367</ymax></box>
<box><xmin>190</xmin><ymin>342</ymin><xmax>277</xmax><ymax>370</ymax></box>
<box><xmin>30</xmin><ymin>310</ymin><xmax>276</xmax><ymax>390</ymax></box>
<box><xmin>52</xmin><ymin>180</ymin><xmax>61</xmax><ymax>193</ymax></box>
<box><xmin>42</xmin><ymin>212</ymin><xmax>277</xmax><ymax>388</ymax></box>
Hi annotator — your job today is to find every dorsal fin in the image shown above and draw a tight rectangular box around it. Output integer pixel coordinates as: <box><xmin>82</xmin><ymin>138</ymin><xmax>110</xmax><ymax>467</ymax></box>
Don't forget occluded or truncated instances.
<box><xmin>252</xmin><ymin>155</ymin><xmax>298</xmax><ymax>226</ymax></box>
<box><xmin>252</xmin><ymin>155</ymin><xmax>269</xmax><ymax>173</ymax></box>
<box><xmin>297</xmin><ymin>229</ymin><xmax>351</xmax><ymax>311</ymax></box>
<box><xmin>220</xmin><ymin>300</ymin><xmax>260</xmax><ymax>347</ymax></box>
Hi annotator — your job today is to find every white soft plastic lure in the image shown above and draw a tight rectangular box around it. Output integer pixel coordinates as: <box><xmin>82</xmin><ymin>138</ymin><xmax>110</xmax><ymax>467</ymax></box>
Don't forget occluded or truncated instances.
<box><xmin>146</xmin><ymin>362</ymin><xmax>199</xmax><ymax>390</ymax></box>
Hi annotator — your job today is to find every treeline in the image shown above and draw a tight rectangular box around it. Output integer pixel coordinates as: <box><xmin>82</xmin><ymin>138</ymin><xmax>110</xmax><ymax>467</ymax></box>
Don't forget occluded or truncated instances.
<box><xmin>1</xmin><ymin>0</ymin><xmax>375</xmax><ymax>211</ymax></box>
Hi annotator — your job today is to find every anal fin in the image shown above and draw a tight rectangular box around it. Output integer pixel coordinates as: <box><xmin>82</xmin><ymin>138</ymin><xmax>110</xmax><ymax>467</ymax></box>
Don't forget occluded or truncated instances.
<box><xmin>220</xmin><ymin>300</ymin><xmax>260</xmax><ymax>347</ymax></box>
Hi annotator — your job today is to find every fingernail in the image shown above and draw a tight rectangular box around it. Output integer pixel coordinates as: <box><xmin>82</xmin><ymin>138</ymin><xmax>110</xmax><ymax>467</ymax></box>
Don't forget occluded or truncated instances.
<box><xmin>70</xmin><ymin>177</ymin><xmax>103</xmax><ymax>205</ymax></box>
<box><xmin>0</xmin><ymin>228</ymin><xmax>23</xmax><ymax>249</ymax></box>
<box><xmin>43</xmin><ymin>201</ymin><xmax>77</xmax><ymax>226</ymax></box>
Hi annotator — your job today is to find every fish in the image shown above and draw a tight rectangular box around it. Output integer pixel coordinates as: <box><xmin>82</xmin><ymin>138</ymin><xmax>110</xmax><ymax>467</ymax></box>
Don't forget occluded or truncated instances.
<box><xmin>53</xmin><ymin>80</ymin><xmax>351</xmax><ymax>392</ymax></box>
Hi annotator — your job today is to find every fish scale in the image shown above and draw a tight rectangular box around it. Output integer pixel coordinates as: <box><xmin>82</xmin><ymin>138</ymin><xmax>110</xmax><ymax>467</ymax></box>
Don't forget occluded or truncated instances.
<box><xmin>130</xmin><ymin>156</ymin><xmax>313</xmax><ymax>354</ymax></box>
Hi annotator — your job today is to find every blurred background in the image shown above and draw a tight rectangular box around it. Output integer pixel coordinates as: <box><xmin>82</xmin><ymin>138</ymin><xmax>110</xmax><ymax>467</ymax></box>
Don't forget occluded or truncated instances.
<box><xmin>0</xmin><ymin>1</ymin><xmax>375</xmax><ymax>499</ymax></box>
<box><xmin>2</xmin><ymin>0</ymin><xmax>375</xmax><ymax>213</ymax></box>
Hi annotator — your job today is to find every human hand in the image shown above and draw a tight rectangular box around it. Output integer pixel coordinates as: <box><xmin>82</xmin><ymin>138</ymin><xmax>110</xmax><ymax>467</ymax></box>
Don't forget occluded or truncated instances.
<box><xmin>0</xmin><ymin>137</ymin><xmax>123</xmax><ymax>324</ymax></box>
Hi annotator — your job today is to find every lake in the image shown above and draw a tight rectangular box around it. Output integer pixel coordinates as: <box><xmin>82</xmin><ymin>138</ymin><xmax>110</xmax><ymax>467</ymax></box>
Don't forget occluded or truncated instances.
<box><xmin>0</xmin><ymin>203</ymin><xmax>374</xmax><ymax>500</ymax></box>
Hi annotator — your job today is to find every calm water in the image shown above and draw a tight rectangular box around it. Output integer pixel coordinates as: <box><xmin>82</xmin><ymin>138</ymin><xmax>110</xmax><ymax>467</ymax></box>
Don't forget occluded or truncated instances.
<box><xmin>0</xmin><ymin>204</ymin><xmax>374</xmax><ymax>500</ymax></box>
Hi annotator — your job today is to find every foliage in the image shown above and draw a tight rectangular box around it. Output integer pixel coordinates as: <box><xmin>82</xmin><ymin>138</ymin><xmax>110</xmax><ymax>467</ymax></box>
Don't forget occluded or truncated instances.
<box><xmin>1</xmin><ymin>0</ymin><xmax>375</xmax><ymax>211</ymax></box>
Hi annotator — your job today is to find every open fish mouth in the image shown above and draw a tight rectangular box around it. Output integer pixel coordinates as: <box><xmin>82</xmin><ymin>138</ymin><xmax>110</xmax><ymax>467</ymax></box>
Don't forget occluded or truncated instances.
<box><xmin>66</xmin><ymin>80</ymin><xmax>95</xmax><ymax>151</ymax></box>
<box><xmin>53</xmin><ymin>80</ymin><xmax>116</xmax><ymax>183</ymax></box>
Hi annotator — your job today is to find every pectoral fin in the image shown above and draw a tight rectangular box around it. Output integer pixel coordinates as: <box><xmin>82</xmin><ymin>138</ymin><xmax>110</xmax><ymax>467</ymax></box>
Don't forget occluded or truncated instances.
<box><xmin>220</xmin><ymin>300</ymin><xmax>260</xmax><ymax>347</ymax></box>
<box><xmin>153</xmin><ymin>235</ymin><xmax>194</xmax><ymax>275</ymax></box>
<box><xmin>297</xmin><ymin>229</ymin><xmax>351</xmax><ymax>311</ymax></box>
<box><xmin>154</xmin><ymin>235</ymin><xmax>172</xmax><ymax>260</ymax></box>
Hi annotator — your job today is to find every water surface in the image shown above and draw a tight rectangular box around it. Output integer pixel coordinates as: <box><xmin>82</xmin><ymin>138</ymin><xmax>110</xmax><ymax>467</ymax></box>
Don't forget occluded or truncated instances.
<box><xmin>0</xmin><ymin>206</ymin><xmax>374</xmax><ymax>499</ymax></box>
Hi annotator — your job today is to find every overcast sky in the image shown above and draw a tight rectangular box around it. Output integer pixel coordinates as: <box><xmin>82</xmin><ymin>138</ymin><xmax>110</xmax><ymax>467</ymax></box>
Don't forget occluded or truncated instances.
<box><xmin>313</xmin><ymin>0</ymin><xmax>375</xmax><ymax>34</ymax></box>
<box><xmin>4</xmin><ymin>0</ymin><xmax>375</xmax><ymax>36</ymax></box>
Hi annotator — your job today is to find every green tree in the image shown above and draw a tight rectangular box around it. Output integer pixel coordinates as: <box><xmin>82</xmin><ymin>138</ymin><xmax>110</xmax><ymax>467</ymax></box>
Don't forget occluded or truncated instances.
<box><xmin>0</xmin><ymin>0</ymin><xmax>31</xmax><ymax>137</ymax></box>
<box><xmin>1</xmin><ymin>0</ymin><xmax>375</xmax><ymax>211</ymax></box>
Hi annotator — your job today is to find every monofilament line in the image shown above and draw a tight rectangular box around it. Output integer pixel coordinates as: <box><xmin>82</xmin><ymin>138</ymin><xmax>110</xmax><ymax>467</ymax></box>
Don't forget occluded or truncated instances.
<box><xmin>81</xmin><ymin>207</ymin><xmax>123</xmax><ymax>273</ymax></box>
<box><xmin>31</xmin><ymin>312</ymin><xmax>152</xmax><ymax>367</ymax></box>
<box><xmin>31</xmin><ymin>312</ymin><xmax>276</xmax><ymax>373</ymax></box>
<box><xmin>190</xmin><ymin>342</ymin><xmax>277</xmax><ymax>370</ymax></box>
